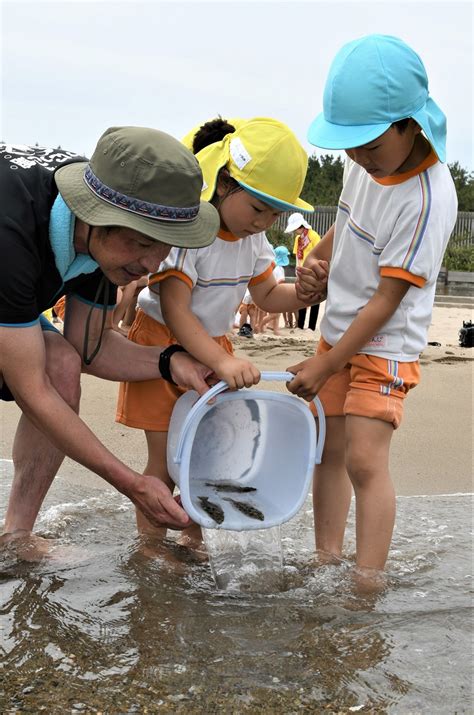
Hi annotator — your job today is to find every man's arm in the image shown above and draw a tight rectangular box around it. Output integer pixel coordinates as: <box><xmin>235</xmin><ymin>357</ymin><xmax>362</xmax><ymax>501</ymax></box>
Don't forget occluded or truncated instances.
<box><xmin>159</xmin><ymin>278</ymin><xmax>260</xmax><ymax>389</ymax></box>
<box><xmin>287</xmin><ymin>276</ymin><xmax>411</xmax><ymax>400</ymax></box>
<box><xmin>63</xmin><ymin>295</ymin><xmax>212</xmax><ymax>394</ymax></box>
<box><xmin>0</xmin><ymin>323</ymin><xmax>191</xmax><ymax>529</ymax></box>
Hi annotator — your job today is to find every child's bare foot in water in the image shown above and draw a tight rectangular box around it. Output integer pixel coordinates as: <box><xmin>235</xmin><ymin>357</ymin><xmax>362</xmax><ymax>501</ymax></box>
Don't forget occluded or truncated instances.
<box><xmin>314</xmin><ymin>549</ymin><xmax>345</xmax><ymax>567</ymax></box>
<box><xmin>176</xmin><ymin>531</ymin><xmax>208</xmax><ymax>563</ymax></box>
<box><xmin>350</xmin><ymin>565</ymin><xmax>387</xmax><ymax>595</ymax></box>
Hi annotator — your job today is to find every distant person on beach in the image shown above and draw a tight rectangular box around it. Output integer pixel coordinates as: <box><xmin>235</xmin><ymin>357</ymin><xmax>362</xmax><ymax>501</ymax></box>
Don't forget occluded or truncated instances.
<box><xmin>287</xmin><ymin>34</ymin><xmax>458</xmax><ymax>589</ymax></box>
<box><xmin>260</xmin><ymin>245</ymin><xmax>290</xmax><ymax>336</ymax></box>
<box><xmin>285</xmin><ymin>212</ymin><xmax>321</xmax><ymax>331</ymax></box>
<box><xmin>117</xmin><ymin>116</ymin><xmax>326</xmax><ymax>547</ymax></box>
<box><xmin>237</xmin><ymin>288</ymin><xmax>256</xmax><ymax>338</ymax></box>
<box><xmin>0</xmin><ymin>127</ymin><xmax>221</xmax><ymax>551</ymax></box>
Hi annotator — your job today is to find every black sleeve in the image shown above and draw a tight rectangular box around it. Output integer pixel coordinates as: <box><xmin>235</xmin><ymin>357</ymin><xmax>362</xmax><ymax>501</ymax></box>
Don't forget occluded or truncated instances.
<box><xmin>0</xmin><ymin>170</ymin><xmax>44</xmax><ymax>324</ymax></box>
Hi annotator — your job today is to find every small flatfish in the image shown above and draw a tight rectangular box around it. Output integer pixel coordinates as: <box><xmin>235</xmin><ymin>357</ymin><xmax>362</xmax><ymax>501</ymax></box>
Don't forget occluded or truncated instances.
<box><xmin>224</xmin><ymin>498</ymin><xmax>265</xmax><ymax>521</ymax></box>
<box><xmin>205</xmin><ymin>481</ymin><xmax>257</xmax><ymax>493</ymax></box>
<box><xmin>197</xmin><ymin>496</ymin><xmax>225</xmax><ymax>524</ymax></box>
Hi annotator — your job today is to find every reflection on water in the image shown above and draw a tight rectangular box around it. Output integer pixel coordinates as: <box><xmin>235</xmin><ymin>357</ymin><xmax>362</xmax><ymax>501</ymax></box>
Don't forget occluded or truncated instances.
<box><xmin>1</xmin><ymin>459</ymin><xmax>472</xmax><ymax>713</ymax></box>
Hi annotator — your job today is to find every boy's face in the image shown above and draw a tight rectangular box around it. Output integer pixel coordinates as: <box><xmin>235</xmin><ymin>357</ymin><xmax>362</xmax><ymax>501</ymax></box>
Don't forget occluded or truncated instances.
<box><xmin>345</xmin><ymin>120</ymin><xmax>423</xmax><ymax>178</ymax></box>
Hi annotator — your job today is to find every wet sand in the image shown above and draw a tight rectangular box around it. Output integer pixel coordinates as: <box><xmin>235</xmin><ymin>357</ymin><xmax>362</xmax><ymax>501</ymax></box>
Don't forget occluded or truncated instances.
<box><xmin>1</xmin><ymin>304</ymin><xmax>472</xmax><ymax>496</ymax></box>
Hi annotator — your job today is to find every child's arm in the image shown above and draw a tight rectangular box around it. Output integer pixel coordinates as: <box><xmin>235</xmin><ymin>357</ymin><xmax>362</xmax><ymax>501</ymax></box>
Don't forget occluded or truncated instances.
<box><xmin>287</xmin><ymin>276</ymin><xmax>411</xmax><ymax>400</ymax></box>
<box><xmin>250</xmin><ymin>269</ymin><xmax>326</xmax><ymax>314</ymax></box>
<box><xmin>304</xmin><ymin>224</ymin><xmax>335</xmax><ymax>263</ymax></box>
<box><xmin>295</xmin><ymin>224</ymin><xmax>334</xmax><ymax>298</ymax></box>
<box><xmin>159</xmin><ymin>277</ymin><xmax>260</xmax><ymax>390</ymax></box>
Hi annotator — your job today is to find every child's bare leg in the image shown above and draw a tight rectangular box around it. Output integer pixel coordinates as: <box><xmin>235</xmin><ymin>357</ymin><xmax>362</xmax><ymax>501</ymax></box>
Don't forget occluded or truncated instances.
<box><xmin>345</xmin><ymin>415</ymin><xmax>395</xmax><ymax>574</ymax></box>
<box><xmin>239</xmin><ymin>307</ymin><xmax>249</xmax><ymax>329</ymax></box>
<box><xmin>136</xmin><ymin>430</ymin><xmax>172</xmax><ymax>538</ymax></box>
<box><xmin>139</xmin><ymin>430</ymin><xmax>204</xmax><ymax>548</ymax></box>
<box><xmin>313</xmin><ymin>416</ymin><xmax>352</xmax><ymax>563</ymax></box>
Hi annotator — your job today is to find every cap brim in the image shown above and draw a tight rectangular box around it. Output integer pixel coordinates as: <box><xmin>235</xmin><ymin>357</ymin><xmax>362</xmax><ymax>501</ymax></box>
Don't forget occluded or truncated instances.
<box><xmin>55</xmin><ymin>162</ymin><xmax>220</xmax><ymax>249</ymax></box>
<box><xmin>285</xmin><ymin>219</ymin><xmax>311</xmax><ymax>233</ymax></box>
<box><xmin>238</xmin><ymin>181</ymin><xmax>314</xmax><ymax>213</ymax></box>
<box><xmin>307</xmin><ymin>112</ymin><xmax>391</xmax><ymax>150</ymax></box>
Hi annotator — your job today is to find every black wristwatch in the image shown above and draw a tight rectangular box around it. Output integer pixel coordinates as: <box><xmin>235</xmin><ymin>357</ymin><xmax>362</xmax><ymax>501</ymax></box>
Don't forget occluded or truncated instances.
<box><xmin>159</xmin><ymin>344</ymin><xmax>187</xmax><ymax>385</ymax></box>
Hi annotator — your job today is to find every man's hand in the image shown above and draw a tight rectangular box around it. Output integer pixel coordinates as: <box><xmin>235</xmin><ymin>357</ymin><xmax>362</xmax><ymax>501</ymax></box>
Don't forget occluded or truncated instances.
<box><xmin>286</xmin><ymin>352</ymin><xmax>336</xmax><ymax>402</ymax></box>
<box><xmin>126</xmin><ymin>474</ymin><xmax>192</xmax><ymax>530</ymax></box>
<box><xmin>169</xmin><ymin>351</ymin><xmax>217</xmax><ymax>396</ymax></box>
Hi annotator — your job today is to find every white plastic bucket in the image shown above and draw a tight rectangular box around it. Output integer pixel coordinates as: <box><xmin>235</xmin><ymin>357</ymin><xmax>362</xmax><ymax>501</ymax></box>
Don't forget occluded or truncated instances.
<box><xmin>167</xmin><ymin>372</ymin><xmax>325</xmax><ymax>531</ymax></box>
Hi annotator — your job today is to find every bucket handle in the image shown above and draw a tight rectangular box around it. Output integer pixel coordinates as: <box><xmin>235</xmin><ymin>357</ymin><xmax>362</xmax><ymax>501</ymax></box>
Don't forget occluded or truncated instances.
<box><xmin>173</xmin><ymin>371</ymin><xmax>325</xmax><ymax>466</ymax></box>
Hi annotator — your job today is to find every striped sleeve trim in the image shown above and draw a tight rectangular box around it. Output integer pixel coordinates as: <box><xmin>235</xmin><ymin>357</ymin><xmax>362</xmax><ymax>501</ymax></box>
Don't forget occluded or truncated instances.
<box><xmin>380</xmin><ymin>266</ymin><xmax>426</xmax><ymax>288</ymax></box>
<box><xmin>148</xmin><ymin>269</ymin><xmax>193</xmax><ymax>291</ymax></box>
<box><xmin>401</xmin><ymin>171</ymin><xmax>432</xmax><ymax>271</ymax></box>
<box><xmin>248</xmin><ymin>263</ymin><xmax>274</xmax><ymax>287</ymax></box>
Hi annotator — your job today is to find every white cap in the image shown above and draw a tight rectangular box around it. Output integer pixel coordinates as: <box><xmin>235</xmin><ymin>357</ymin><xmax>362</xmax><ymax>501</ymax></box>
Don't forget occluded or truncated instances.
<box><xmin>284</xmin><ymin>212</ymin><xmax>311</xmax><ymax>233</ymax></box>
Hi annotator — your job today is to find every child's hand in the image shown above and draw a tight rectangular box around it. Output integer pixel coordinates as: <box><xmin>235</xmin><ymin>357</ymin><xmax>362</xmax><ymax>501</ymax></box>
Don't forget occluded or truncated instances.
<box><xmin>296</xmin><ymin>259</ymin><xmax>329</xmax><ymax>297</ymax></box>
<box><xmin>215</xmin><ymin>355</ymin><xmax>261</xmax><ymax>390</ymax></box>
<box><xmin>285</xmin><ymin>353</ymin><xmax>335</xmax><ymax>401</ymax></box>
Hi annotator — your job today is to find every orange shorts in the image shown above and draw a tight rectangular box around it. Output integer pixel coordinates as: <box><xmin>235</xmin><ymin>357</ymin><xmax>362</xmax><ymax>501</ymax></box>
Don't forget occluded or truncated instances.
<box><xmin>53</xmin><ymin>295</ymin><xmax>66</xmax><ymax>321</ymax></box>
<box><xmin>310</xmin><ymin>338</ymin><xmax>420</xmax><ymax>429</ymax></box>
<box><xmin>116</xmin><ymin>309</ymin><xmax>233</xmax><ymax>431</ymax></box>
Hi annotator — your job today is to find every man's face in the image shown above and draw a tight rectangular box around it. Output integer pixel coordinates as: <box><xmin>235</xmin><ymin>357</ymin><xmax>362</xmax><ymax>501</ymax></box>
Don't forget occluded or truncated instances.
<box><xmin>90</xmin><ymin>227</ymin><xmax>171</xmax><ymax>285</ymax></box>
<box><xmin>345</xmin><ymin>121</ymin><xmax>422</xmax><ymax>179</ymax></box>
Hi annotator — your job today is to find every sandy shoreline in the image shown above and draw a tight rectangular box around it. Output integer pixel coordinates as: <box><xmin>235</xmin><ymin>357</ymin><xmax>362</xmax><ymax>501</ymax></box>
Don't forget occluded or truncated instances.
<box><xmin>1</xmin><ymin>304</ymin><xmax>472</xmax><ymax>498</ymax></box>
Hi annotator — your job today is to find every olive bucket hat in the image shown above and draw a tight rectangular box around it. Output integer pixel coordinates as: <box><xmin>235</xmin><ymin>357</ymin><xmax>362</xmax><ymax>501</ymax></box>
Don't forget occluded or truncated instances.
<box><xmin>55</xmin><ymin>126</ymin><xmax>220</xmax><ymax>248</ymax></box>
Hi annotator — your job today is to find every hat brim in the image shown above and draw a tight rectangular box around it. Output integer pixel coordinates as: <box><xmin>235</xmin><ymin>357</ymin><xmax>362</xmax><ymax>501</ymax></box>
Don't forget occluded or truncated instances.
<box><xmin>308</xmin><ymin>97</ymin><xmax>446</xmax><ymax>162</ymax></box>
<box><xmin>55</xmin><ymin>162</ymin><xmax>220</xmax><ymax>248</ymax></box>
<box><xmin>284</xmin><ymin>218</ymin><xmax>311</xmax><ymax>233</ymax></box>
<box><xmin>238</xmin><ymin>181</ymin><xmax>314</xmax><ymax>213</ymax></box>
<box><xmin>308</xmin><ymin>112</ymin><xmax>392</xmax><ymax>150</ymax></box>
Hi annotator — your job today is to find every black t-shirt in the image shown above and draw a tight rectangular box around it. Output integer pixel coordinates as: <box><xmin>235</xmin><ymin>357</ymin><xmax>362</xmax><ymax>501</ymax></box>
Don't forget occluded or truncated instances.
<box><xmin>0</xmin><ymin>143</ymin><xmax>117</xmax><ymax>326</ymax></box>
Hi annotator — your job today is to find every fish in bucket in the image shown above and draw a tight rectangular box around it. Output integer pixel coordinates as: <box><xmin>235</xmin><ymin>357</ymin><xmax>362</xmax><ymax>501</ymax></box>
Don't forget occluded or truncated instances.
<box><xmin>167</xmin><ymin>372</ymin><xmax>326</xmax><ymax>530</ymax></box>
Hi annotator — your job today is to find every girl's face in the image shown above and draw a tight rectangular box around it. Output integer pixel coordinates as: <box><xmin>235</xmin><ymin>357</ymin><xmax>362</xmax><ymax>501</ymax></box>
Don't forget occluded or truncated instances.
<box><xmin>345</xmin><ymin>120</ymin><xmax>426</xmax><ymax>179</ymax></box>
<box><xmin>215</xmin><ymin>181</ymin><xmax>281</xmax><ymax>237</ymax></box>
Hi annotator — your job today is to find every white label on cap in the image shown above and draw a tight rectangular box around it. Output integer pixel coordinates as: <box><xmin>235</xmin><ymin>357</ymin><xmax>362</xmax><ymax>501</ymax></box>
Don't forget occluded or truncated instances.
<box><xmin>230</xmin><ymin>137</ymin><xmax>252</xmax><ymax>170</ymax></box>
<box><xmin>202</xmin><ymin>180</ymin><xmax>208</xmax><ymax>192</ymax></box>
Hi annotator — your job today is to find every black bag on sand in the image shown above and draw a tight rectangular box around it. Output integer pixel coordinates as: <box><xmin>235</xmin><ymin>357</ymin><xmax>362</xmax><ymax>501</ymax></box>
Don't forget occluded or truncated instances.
<box><xmin>458</xmin><ymin>321</ymin><xmax>474</xmax><ymax>348</ymax></box>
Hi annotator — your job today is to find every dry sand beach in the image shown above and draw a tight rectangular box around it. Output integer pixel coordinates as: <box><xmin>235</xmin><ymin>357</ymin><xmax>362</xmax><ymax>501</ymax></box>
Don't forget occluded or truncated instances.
<box><xmin>1</xmin><ymin>302</ymin><xmax>472</xmax><ymax>497</ymax></box>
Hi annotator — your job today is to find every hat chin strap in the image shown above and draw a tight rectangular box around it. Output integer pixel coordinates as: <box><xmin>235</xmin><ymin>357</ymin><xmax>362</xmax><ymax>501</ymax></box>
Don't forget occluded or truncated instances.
<box><xmin>82</xmin><ymin>224</ymin><xmax>110</xmax><ymax>366</ymax></box>
<box><xmin>85</xmin><ymin>225</ymin><xmax>95</xmax><ymax>260</ymax></box>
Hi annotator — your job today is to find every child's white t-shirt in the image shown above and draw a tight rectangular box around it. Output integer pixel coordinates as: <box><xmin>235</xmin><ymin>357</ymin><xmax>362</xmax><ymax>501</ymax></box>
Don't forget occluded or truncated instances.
<box><xmin>321</xmin><ymin>152</ymin><xmax>458</xmax><ymax>361</ymax></box>
<box><xmin>138</xmin><ymin>230</ymin><xmax>275</xmax><ymax>336</ymax></box>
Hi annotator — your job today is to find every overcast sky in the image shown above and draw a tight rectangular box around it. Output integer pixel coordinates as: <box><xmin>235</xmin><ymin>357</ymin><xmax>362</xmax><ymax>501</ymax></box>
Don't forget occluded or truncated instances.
<box><xmin>1</xmin><ymin>0</ymin><xmax>472</xmax><ymax>168</ymax></box>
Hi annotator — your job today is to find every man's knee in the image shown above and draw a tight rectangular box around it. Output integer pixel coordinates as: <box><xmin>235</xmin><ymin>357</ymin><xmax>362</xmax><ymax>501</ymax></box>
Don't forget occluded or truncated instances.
<box><xmin>45</xmin><ymin>338</ymin><xmax>82</xmax><ymax>407</ymax></box>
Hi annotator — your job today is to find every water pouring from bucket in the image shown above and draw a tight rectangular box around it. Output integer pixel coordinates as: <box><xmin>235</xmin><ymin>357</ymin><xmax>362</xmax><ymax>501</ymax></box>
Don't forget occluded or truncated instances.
<box><xmin>167</xmin><ymin>372</ymin><xmax>325</xmax><ymax>531</ymax></box>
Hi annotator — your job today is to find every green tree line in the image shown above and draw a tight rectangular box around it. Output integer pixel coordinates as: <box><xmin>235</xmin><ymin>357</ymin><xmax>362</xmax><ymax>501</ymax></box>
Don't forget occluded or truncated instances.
<box><xmin>300</xmin><ymin>154</ymin><xmax>474</xmax><ymax>211</ymax></box>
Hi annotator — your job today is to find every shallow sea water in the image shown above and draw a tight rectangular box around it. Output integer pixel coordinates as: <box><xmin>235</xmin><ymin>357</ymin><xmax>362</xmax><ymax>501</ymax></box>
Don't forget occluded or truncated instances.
<box><xmin>0</xmin><ymin>459</ymin><xmax>472</xmax><ymax>714</ymax></box>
